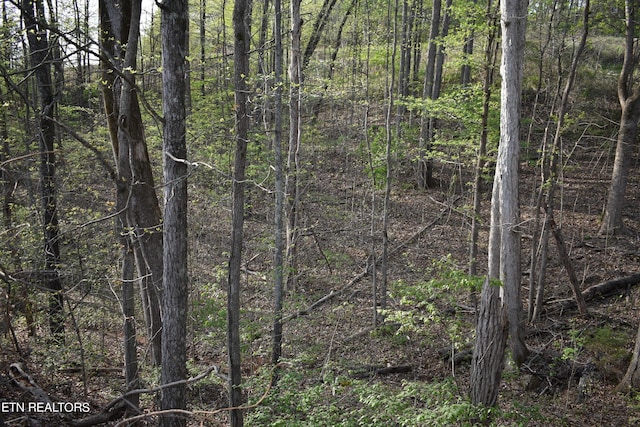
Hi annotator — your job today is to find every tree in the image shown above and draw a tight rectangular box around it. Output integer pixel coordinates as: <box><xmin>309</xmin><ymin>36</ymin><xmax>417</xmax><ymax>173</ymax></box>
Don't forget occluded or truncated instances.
<box><xmin>528</xmin><ymin>0</ymin><xmax>590</xmax><ymax>321</ymax></box>
<box><xmin>469</xmin><ymin>0</ymin><xmax>499</xmax><ymax>277</ymax></box>
<box><xmin>99</xmin><ymin>0</ymin><xmax>164</xmax><ymax>367</ymax></box>
<box><xmin>159</xmin><ymin>0</ymin><xmax>189</xmax><ymax>425</ymax></box>
<box><xmin>21</xmin><ymin>0</ymin><xmax>64</xmax><ymax>340</ymax></box>
<box><xmin>599</xmin><ymin>0</ymin><xmax>640</xmax><ymax>235</ymax></box>
<box><xmin>286</xmin><ymin>0</ymin><xmax>302</xmax><ymax>290</ymax></box>
<box><xmin>228</xmin><ymin>0</ymin><xmax>251</xmax><ymax>424</ymax></box>
<box><xmin>271</xmin><ymin>0</ymin><xmax>285</xmax><ymax>367</ymax></box>
<box><xmin>471</xmin><ymin>0</ymin><xmax>529</xmax><ymax>407</ymax></box>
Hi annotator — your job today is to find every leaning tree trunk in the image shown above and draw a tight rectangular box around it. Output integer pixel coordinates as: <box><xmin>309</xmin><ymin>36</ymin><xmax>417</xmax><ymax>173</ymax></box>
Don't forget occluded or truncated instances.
<box><xmin>615</xmin><ymin>320</ymin><xmax>640</xmax><ymax>393</ymax></box>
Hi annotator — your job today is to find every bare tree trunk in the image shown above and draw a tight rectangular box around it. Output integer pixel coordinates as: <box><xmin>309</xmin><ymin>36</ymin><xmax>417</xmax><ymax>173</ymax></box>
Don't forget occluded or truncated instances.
<box><xmin>286</xmin><ymin>0</ymin><xmax>302</xmax><ymax>291</ymax></box>
<box><xmin>200</xmin><ymin>0</ymin><xmax>207</xmax><ymax>97</ymax></box>
<box><xmin>228</xmin><ymin>0</ymin><xmax>251</xmax><ymax>424</ymax></box>
<box><xmin>159</xmin><ymin>0</ymin><xmax>189</xmax><ymax>425</ymax></box>
<box><xmin>302</xmin><ymin>0</ymin><xmax>338</xmax><ymax>71</ymax></box>
<box><xmin>417</xmin><ymin>0</ymin><xmax>441</xmax><ymax>189</ymax></box>
<box><xmin>470</xmin><ymin>0</ymin><xmax>529</xmax><ymax>408</ymax></box>
<box><xmin>99</xmin><ymin>0</ymin><xmax>164</xmax><ymax>367</ymax></box>
<box><xmin>470</xmin><ymin>278</ymin><xmax>508</xmax><ymax>406</ymax></box>
<box><xmin>271</xmin><ymin>0</ymin><xmax>285</xmax><ymax>367</ymax></box>
<box><xmin>469</xmin><ymin>0</ymin><xmax>499</xmax><ymax>277</ymax></box>
<box><xmin>121</xmin><ymin>245</ymin><xmax>139</xmax><ymax>413</ymax></box>
<box><xmin>616</xmin><ymin>320</ymin><xmax>640</xmax><ymax>393</ymax></box>
<box><xmin>381</xmin><ymin>0</ymin><xmax>399</xmax><ymax>312</ymax></box>
<box><xmin>22</xmin><ymin>0</ymin><xmax>64</xmax><ymax>340</ymax></box>
<box><xmin>496</xmin><ymin>0</ymin><xmax>529</xmax><ymax>367</ymax></box>
<box><xmin>600</xmin><ymin>0</ymin><xmax>640</xmax><ymax>236</ymax></box>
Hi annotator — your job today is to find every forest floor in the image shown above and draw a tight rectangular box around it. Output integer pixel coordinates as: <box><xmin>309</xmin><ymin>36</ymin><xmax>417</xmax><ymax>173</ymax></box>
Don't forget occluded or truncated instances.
<box><xmin>2</xmin><ymin>109</ymin><xmax>640</xmax><ymax>426</ymax></box>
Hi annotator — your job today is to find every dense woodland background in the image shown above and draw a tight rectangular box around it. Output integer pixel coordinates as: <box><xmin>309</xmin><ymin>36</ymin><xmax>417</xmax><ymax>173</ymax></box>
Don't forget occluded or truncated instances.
<box><xmin>1</xmin><ymin>0</ymin><xmax>640</xmax><ymax>425</ymax></box>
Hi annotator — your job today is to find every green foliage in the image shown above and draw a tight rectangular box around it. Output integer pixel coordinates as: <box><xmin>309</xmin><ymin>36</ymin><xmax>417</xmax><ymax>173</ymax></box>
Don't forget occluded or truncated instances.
<box><xmin>562</xmin><ymin>328</ymin><xmax>585</xmax><ymax>362</ymax></box>
<box><xmin>382</xmin><ymin>255</ymin><xmax>483</xmax><ymax>348</ymax></box>
<box><xmin>403</xmin><ymin>85</ymin><xmax>500</xmax><ymax>168</ymax></box>
<box><xmin>583</xmin><ymin>326</ymin><xmax>632</xmax><ymax>371</ymax></box>
<box><xmin>358</xmin><ymin>126</ymin><xmax>397</xmax><ymax>188</ymax></box>
<box><xmin>246</xmin><ymin>366</ymin><xmax>544</xmax><ymax>426</ymax></box>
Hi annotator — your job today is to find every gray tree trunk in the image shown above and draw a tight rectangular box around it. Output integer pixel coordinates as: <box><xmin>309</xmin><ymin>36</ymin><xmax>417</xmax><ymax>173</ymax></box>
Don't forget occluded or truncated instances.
<box><xmin>496</xmin><ymin>0</ymin><xmax>529</xmax><ymax>367</ymax></box>
<box><xmin>159</xmin><ymin>0</ymin><xmax>189</xmax><ymax>425</ymax></box>
<box><xmin>99</xmin><ymin>0</ymin><xmax>164</xmax><ymax>367</ymax></box>
<box><xmin>286</xmin><ymin>0</ymin><xmax>302</xmax><ymax>291</ymax></box>
<box><xmin>471</xmin><ymin>0</ymin><xmax>529</xmax><ymax>408</ymax></box>
<box><xmin>600</xmin><ymin>0</ymin><xmax>640</xmax><ymax>235</ymax></box>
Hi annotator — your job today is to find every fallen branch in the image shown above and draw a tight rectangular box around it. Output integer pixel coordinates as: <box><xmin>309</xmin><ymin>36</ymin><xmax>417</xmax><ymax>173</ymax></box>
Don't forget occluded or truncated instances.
<box><xmin>8</xmin><ymin>363</ymin><xmax>51</xmax><ymax>404</ymax></box>
<box><xmin>71</xmin><ymin>365</ymin><xmax>226</xmax><ymax>427</ymax></box>
<box><xmin>554</xmin><ymin>273</ymin><xmax>640</xmax><ymax>310</ymax></box>
<box><xmin>111</xmin><ymin>363</ymin><xmax>281</xmax><ymax>427</ymax></box>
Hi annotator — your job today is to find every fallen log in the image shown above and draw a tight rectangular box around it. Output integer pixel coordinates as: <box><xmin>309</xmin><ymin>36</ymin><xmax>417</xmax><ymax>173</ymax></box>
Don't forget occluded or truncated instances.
<box><xmin>554</xmin><ymin>273</ymin><xmax>640</xmax><ymax>310</ymax></box>
<box><xmin>581</xmin><ymin>273</ymin><xmax>640</xmax><ymax>301</ymax></box>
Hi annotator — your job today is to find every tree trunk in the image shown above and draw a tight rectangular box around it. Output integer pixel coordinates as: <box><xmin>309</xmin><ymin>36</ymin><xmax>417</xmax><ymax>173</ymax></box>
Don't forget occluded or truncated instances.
<box><xmin>496</xmin><ymin>0</ymin><xmax>529</xmax><ymax>368</ymax></box>
<box><xmin>271</xmin><ymin>0</ymin><xmax>285</xmax><ymax>367</ymax></box>
<box><xmin>286</xmin><ymin>0</ymin><xmax>302</xmax><ymax>291</ymax></box>
<box><xmin>22</xmin><ymin>0</ymin><xmax>64</xmax><ymax>340</ymax></box>
<box><xmin>228</xmin><ymin>0</ymin><xmax>251</xmax><ymax>424</ymax></box>
<box><xmin>615</xmin><ymin>321</ymin><xmax>640</xmax><ymax>393</ymax></box>
<box><xmin>99</xmin><ymin>0</ymin><xmax>164</xmax><ymax>367</ymax></box>
<box><xmin>470</xmin><ymin>278</ymin><xmax>508</xmax><ymax>406</ymax></box>
<box><xmin>530</xmin><ymin>0</ymin><xmax>590</xmax><ymax>320</ymax></box>
<box><xmin>416</xmin><ymin>0</ymin><xmax>441</xmax><ymax>189</ymax></box>
<box><xmin>469</xmin><ymin>0</ymin><xmax>499</xmax><ymax>277</ymax></box>
<box><xmin>159</xmin><ymin>0</ymin><xmax>189</xmax><ymax>425</ymax></box>
<box><xmin>471</xmin><ymin>0</ymin><xmax>529</xmax><ymax>408</ymax></box>
<box><xmin>121</xmin><ymin>244</ymin><xmax>139</xmax><ymax>413</ymax></box>
<box><xmin>302</xmin><ymin>0</ymin><xmax>338</xmax><ymax>71</ymax></box>
<box><xmin>600</xmin><ymin>0</ymin><xmax>640</xmax><ymax>236</ymax></box>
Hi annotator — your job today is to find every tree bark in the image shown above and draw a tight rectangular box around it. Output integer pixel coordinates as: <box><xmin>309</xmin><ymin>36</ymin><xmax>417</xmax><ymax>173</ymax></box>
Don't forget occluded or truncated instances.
<box><xmin>302</xmin><ymin>0</ymin><xmax>338</xmax><ymax>71</ymax></box>
<box><xmin>271</xmin><ymin>0</ymin><xmax>285</xmax><ymax>367</ymax></box>
<box><xmin>471</xmin><ymin>0</ymin><xmax>529</xmax><ymax>408</ymax></box>
<box><xmin>470</xmin><ymin>278</ymin><xmax>508</xmax><ymax>406</ymax></box>
<box><xmin>616</xmin><ymin>322</ymin><xmax>640</xmax><ymax>393</ymax></box>
<box><xmin>228</xmin><ymin>0</ymin><xmax>251</xmax><ymax>424</ymax></box>
<box><xmin>99</xmin><ymin>0</ymin><xmax>164</xmax><ymax>367</ymax></box>
<box><xmin>496</xmin><ymin>0</ymin><xmax>529</xmax><ymax>367</ymax></box>
<box><xmin>159</xmin><ymin>0</ymin><xmax>189</xmax><ymax>425</ymax></box>
<box><xmin>469</xmin><ymin>0</ymin><xmax>499</xmax><ymax>276</ymax></box>
<box><xmin>22</xmin><ymin>0</ymin><xmax>64</xmax><ymax>340</ymax></box>
<box><xmin>600</xmin><ymin>0</ymin><xmax>640</xmax><ymax>235</ymax></box>
<box><xmin>286</xmin><ymin>0</ymin><xmax>302</xmax><ymax>291</ymax></box>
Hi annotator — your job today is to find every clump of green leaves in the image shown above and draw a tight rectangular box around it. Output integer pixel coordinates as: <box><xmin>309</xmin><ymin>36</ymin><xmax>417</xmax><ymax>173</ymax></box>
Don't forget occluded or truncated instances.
<box><xmin>246</xmin><ymin>365</ymin><xmax>543</xmax><ymax>426</ymax></box>
<box><xmin>381</xmin><ymin>255</ymin><xmax>482</xmax><ymax>348</ymax></box>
